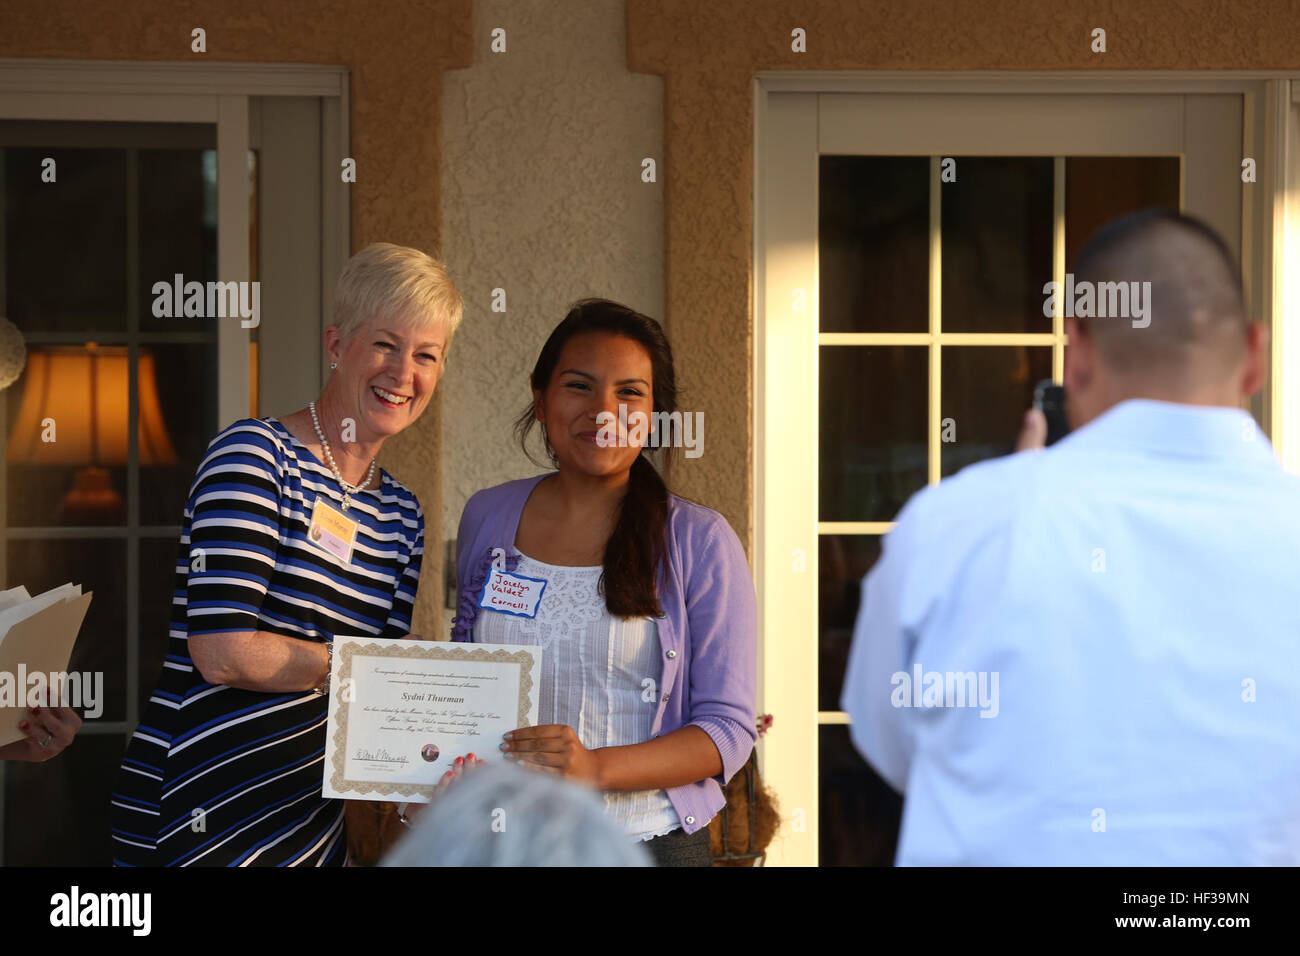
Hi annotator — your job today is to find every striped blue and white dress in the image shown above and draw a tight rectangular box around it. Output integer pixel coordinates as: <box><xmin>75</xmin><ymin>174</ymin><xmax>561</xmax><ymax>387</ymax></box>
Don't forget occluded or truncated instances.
<box><xmin>109</xmin><ymin>418</ymin><xmax>423</xmax><ymax>866</ymax></box>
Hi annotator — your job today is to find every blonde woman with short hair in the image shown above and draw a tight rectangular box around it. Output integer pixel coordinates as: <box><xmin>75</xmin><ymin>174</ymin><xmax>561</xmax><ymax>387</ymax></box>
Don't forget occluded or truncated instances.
<box><xmin>110</xmin><ymin>243</ymin><xmax>461</xmax><ymax>867</ymax></box>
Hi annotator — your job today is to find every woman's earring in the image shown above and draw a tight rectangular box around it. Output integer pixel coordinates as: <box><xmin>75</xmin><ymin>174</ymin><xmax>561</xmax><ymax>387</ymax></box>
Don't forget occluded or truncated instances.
<box><xmin>330</xmin><ymin>362</ymin><xmax>338</xmax><ymax>370</ymax></box>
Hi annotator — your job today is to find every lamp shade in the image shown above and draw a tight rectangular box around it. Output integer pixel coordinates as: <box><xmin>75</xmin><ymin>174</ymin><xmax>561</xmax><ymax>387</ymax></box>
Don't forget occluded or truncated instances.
<box><xmin>6</xmin><ymin>345</ymin><xmax>177</xmax><ymax>466</ymax></box>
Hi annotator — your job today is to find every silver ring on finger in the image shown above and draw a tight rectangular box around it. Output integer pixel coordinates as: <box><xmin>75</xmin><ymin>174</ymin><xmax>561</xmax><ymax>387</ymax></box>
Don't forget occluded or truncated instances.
<box><xmin>39</xmin><ymin>733</ymin><xmax>52</xmax><ymax>748</ymax></box>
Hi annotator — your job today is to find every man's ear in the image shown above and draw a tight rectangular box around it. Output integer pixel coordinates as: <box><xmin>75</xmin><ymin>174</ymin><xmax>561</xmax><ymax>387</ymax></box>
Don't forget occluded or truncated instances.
<box><xmin>1063</xmin><ymin>317</ymin><xmax>1093</xmax><ymax>395</ymax></box>
<box><xmin>1239</xmin><ymin>321</ymin><xmax>1269</xmax><ymax>399</ymax></box>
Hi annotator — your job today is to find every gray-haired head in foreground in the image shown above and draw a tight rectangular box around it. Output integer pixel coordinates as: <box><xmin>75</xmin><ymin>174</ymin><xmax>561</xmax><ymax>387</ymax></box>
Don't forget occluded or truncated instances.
<box><xmin>380</xmin><ymin>762</ymin><xmax>654</xmax><ymax>867</ymax></box>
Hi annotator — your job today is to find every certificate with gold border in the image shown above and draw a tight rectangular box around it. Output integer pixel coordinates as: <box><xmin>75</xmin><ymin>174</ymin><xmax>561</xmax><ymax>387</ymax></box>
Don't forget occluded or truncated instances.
<box><xmin>322</xmin><ymin>636</ymin><xmax>541</xmax><ymax>803</ymax></box>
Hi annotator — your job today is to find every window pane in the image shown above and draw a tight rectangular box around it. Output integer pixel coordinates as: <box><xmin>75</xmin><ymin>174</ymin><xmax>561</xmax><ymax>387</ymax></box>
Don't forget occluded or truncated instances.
<box><xmin>941</xmin><ymin>157</ymin><xmax>1053</xmax><ymax>333</ymax></box>
<box><xmin>3</xmin><ymin>147</ymin><xmax>127</xmax><ymax>333</ymax></box>
<box><xmin>4</xmin><ymin>731</ymin><xmax>125</xmax><ymax>865</ymax></box>
<box><xmin>819</xmin><ymin>724</ymin><xmax>901</xmax><ymax>866</ymax></box>
<box><xmin>940</xmin><ymin>347</ymin><xmax>1052</xmax><ymax>478</ymax></box>
<box><xmin>819</xmin><ymin>534</ymin><xmax>881</xmax><ymax>711</ymax></box>
<box><xmin>7</xmin><ymin>538</ymin><xmax>127</xmax><ymax>723</ymax></box>
<box><xmin>1065</xmin><ymin>157</ymin><xmax>1180</xmax><ymax>267</ymax></box>
<box><xmin>140</xmin><ymin>343</ymin><xmax>219</xmax><ymax>526</ymax></box>
<box><xmin>820</xmin><ymin>346</ymin><xmax>927</xmax><ymax>522</ymax></box>
<box><xmin>820</xmin><ymin>156</ymin><xmax>929</xmax><ymax>333</ymax></box>
<box><xmin>138</xmin><ymin>148</ymin><xmax>218</xmax><ymax>333</ymax></box>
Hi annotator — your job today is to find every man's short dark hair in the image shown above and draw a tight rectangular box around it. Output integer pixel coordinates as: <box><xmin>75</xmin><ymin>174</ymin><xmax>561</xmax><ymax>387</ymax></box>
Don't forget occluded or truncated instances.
<box><xmin>1071</xmin><ymin>208</ymin><xmax>1249</xmax><ymax>378</ymax></box>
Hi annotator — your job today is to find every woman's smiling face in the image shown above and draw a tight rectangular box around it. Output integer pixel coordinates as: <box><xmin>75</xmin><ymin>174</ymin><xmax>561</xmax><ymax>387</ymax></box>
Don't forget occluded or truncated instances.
<box><xmin>328</xmin><ymin>314</ymin><xmax>447</xmax><ymax>442</ymax></box>
<box><xmin>535</xmin><ymin>332</ymin><xmax>654</xmax><ymax>479</ymax></box>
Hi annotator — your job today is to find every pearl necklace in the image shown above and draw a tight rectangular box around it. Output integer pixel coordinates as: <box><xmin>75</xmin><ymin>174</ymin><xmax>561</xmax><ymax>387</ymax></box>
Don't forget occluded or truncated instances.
<box><xmin>309</xmin><ymin>401</ymin><xmax>377</xmax><ymax>510</ymax></box>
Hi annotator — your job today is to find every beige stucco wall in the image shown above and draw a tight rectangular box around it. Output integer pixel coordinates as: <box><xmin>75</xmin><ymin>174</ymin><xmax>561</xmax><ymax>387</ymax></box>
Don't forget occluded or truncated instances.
<box><xmin>439</xmin><ymin>0</ymin><xmax>664</xmax><ymax>633</ymax></box>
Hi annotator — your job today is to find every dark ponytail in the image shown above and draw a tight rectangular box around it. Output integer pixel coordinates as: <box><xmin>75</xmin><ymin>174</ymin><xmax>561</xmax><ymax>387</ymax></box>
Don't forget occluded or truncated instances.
<box><xmin>514</xmin><ymin>299</ymin><xmax>677</xmax><ymax>618</ymax></box>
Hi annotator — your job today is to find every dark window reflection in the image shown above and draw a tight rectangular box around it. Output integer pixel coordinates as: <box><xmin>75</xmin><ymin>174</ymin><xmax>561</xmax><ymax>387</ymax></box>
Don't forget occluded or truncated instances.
<box><xmin>940</xmin><ymin>347</ymin><xmax>1052</xmax><ymax>477</ymax></box>
<box><xmin>819</xmin><ymin>534</ymin><xmax>882</xmax><ymax>711</ymax></box>
<box><xmin>820</xmin><ymin>156</ymin><xmax>930</xmax><ymax>334</ymax></box>
<box><xmin>820</xmin><ymin>347</ymin><xmax>927</xmax><ymax>522</ymax></box>
<box><xmin>1065</xmin><ymin>157</ymin><xmax>1180</xmax><ymax>268</ymax></box>
<box><xmin>820</xmin><ymin>724</ymin><xmax>902</xmax><ymax>866</ymax></box>
<box><xmin>941</xmin><ymin>157</ymin><xmax>1053</xmax><ymax>333</ymax></box>
<box><xmin>4</xmin><ymin>732</ymin><xmax>125</xmax><ymax>865</ymax></box>
<box><xmin>3</xmin><ymin>148</ymin><xmax>127</xmax><ymax>333</ymax></box>
<box><xmin>139</xmin><ymin>149</ymin><xmax>217</xmax><ymax>333</ymax></box>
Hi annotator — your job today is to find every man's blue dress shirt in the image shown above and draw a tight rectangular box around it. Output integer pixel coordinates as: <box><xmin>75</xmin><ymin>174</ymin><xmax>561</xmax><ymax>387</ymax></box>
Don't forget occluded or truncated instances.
<box><xmin>843</xmin><ymin>399</ymin><xmax>1300</xmax><ymax>864</ymax></box>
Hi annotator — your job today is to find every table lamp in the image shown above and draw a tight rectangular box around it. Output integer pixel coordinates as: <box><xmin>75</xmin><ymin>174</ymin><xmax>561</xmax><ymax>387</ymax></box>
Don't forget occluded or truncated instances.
<box><xmin>6</xmin><ymin>345</ymin><xmax>177</xmax><ymax>523</ymax></box>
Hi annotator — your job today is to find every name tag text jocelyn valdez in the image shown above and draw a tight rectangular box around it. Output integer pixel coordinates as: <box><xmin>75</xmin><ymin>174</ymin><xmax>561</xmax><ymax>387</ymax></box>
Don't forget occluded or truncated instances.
<box><xmin>488</xmin><ymin>576</ymin><xmax>530</xmax><ymax>610</ymax></box>
<box><xmin>479</xmin><ymin>568</ymin><xmax>545</xmax><ymax>617</ymax></box>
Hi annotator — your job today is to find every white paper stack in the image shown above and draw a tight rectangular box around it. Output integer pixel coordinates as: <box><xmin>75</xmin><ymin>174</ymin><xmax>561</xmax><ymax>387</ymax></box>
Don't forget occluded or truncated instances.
<box><xmin>0</xmin><ymin>583</ymin><xmax>94</xmax><ymax>747</ymax></box>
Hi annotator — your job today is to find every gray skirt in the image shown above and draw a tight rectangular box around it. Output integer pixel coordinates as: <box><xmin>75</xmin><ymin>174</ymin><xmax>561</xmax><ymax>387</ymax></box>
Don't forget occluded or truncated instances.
<box><xmin>643</xmin><ymin>826</ymin><xmax>712</xmax><ymax>867</ymax></box>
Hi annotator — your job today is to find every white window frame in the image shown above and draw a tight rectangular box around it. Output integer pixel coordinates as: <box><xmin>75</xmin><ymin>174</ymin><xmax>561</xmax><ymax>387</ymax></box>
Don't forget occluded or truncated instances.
<box><xmin>753</xmin><ymin>71</ymin><xmax>1300</xmax><ymax>867</ymax></box>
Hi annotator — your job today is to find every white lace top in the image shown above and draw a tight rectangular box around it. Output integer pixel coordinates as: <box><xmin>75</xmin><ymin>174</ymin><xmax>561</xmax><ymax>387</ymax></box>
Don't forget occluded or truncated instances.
<box><xmin>472</xmin><ymin>551</ymin><xmax>681</xmax><ymax>842</ymax></box>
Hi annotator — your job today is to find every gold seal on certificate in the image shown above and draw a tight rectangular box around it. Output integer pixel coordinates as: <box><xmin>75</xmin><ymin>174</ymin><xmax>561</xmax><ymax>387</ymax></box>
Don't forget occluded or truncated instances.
<box><xmin>322</xmin><ymin>636</ymin><xmax>541</xmax><ymax>803</ymax></box>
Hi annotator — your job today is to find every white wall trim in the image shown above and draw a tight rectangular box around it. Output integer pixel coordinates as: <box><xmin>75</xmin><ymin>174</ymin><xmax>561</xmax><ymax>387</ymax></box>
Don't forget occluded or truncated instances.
<box><xmin>1271</xmin><ymin>82</ymin><xmax>1300</xmax><ymax>473</ymax></box>
<box><xmin>758</xmin><ymin>70</ymin><xmax>1300</xmax><ymax>94</ymax></box>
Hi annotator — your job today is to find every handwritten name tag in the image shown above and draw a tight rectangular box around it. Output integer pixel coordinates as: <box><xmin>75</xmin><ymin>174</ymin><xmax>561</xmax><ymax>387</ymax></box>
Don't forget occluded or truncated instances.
<box><xmin>308</xmin><ymin>495</ymin><xmax>358</xmax><ymax>564</ymax></box>
<box><xmin>479</xmin><ymin>566</ymin><xmax>547</xmax><ymax>618</ymax></box>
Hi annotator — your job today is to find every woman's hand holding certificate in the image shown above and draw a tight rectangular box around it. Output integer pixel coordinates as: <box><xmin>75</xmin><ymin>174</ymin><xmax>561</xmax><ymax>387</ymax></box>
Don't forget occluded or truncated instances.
<box><xmin>501</xmin><ymin>724</ymin><xmax>603</xmax><ymax>785</ymax></box>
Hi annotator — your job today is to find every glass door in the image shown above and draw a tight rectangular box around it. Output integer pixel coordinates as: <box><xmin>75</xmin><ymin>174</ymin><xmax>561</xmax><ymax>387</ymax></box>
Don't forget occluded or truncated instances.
<box><xmin>0</xmin><ymin>80</ymin><xmax>342</xmax><ymax>864</ymax></box>
<box><xmin>757</xmin><ymin>89</ymin><xmax>1247</xmax><ymax>866</ymax></box>
<box><xmin>0</xmin><ymin>120</ymin><xmax>240</xmax><ymax>865</ymax></box>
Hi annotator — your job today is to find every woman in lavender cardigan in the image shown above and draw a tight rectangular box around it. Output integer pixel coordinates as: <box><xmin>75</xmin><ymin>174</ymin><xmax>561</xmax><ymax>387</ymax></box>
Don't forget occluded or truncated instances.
<box><xmin>450</xmin><ymin>299</ymin><xmax>757</xmax><ymax>867</ymax></box>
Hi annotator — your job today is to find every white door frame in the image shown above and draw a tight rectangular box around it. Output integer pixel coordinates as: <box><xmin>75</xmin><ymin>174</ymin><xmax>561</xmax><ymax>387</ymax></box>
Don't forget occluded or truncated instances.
<box><xmin>753</xmin><ymin>71</ymin><xmax>1300</xmax><ymax>866</ymax></box>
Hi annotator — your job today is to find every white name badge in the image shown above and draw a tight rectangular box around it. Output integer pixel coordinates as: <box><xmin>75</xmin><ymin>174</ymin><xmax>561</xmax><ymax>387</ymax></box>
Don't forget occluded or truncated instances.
<box><xmin>479</xmin><ymin>566</ymin><xmax>547</xmax><ymax>618</ymax></box>
<box><xmin>308</xmin><ymin>495</ymin><xmax>358</xmax><ymax>564</ymax></box>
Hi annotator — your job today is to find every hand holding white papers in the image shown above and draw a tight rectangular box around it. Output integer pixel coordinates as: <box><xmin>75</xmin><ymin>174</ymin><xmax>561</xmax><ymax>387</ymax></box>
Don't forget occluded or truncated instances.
<box><xmin>0</xmin><ymin>583</ymin><xmax>95</xmax><ymax>757</ymax></box>
<box><xmin>0</xmin><ymin>700</ymin><xmax>84</xmax><ymax>763</ymax></box>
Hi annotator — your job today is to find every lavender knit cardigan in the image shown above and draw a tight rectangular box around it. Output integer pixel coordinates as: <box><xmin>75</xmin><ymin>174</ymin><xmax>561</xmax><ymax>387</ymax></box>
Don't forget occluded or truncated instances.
<box><xmin>451</xmin><ymin>473</ymin><xmax>758</xmax><ymax>835</ymax></box>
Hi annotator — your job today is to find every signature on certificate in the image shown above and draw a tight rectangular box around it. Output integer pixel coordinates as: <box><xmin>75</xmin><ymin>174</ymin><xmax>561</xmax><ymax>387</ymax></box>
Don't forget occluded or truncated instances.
<box><xmin>353</xmin><ymin>747</ymin><xmax>410</xmax><ymax>765</ymax></box>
